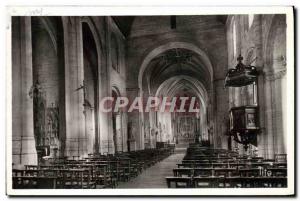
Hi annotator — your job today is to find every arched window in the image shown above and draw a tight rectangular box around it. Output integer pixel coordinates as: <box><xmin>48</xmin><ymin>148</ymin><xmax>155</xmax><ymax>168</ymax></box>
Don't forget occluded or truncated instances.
<box><xmin>111</xmin><ymin>34</ymin><xmax>120</xmax><ymax>73</ymax></box>
<box><xmin>248</xmin><ymin>14</ymin><xmax>254</xmax><ymax>29</ymax></box>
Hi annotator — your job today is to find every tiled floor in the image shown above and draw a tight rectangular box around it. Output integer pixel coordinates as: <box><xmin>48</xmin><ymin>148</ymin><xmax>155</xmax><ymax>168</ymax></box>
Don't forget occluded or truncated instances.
<box><xmin>117</xmin><ymin>153</ymin><xmax>184</xmax><ymax>188</ymax></box>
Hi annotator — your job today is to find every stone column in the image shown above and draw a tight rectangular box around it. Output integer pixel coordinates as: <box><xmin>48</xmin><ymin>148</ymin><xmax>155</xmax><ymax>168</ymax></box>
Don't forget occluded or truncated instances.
<box><xmin>263</xmin><ymin>68</ymin><xmax>287</xmax><ymax>159</ymax></box>
<box><xmin>257</xmin><ymin>72</ymin><xmax>267</xmax><ymax>158</ymax></box>
<box><xmin>83</xmin><ymin>107</ymin><xmax>95</xmax><ymax>155</ymax></box>
<box><xmin>126</xmin><ymin>87</ymin><xmax>141</xmax><ymax>150</ymax></box>
<box><xmin>139</xmin><ymin>90</ymin><xmax>145</xmax><ymax>150</ymax></box>
<box><xmin>120</xmin><ymin>111</ymin><xmax>128</xmax><ymax>152</ymax></box>
<box><xmin>264</xmin><ymin>73</ymin><xmax>276</xmax><ymax>159</ymax></box>
<box><xmin>280</xmin><ymin>71</ymin><xmax>287</xmax><ymax>154</ymax></box>
<box><xmin>214</xmin><ymin>79</ymin><xmax>229</xmax><ymax>149</ymax></box>
<box><xmin>98</xmin><ymin>108</ymin><xmax>113</xmax><ymax>154</ymax></box>
<box><xmin>12</xmin><ymin>17</ymin><xmax>38</xmax><ymax>167</ymax></box>
<box><xmin>98</xmin><ymin>17</ymin><xmax>114</xmax><ymax>154</ymax></box>
<box><xmin>62</xmin><ymin>17</ymin><xmax>87</xmax><ymax>158</ymax></box>
<box><xmin>207</xmin><ymin>90</ymin><xmax>214</xmax><ymax>145</ymax></box>
<box><xmin>273</xmin><ymin>69</ymin><xmax>287</xmax><ymax>155</ymax></box>
<box><xmin>147</xmin><ymin>93</ymin><xmax>156</xmax><ymax>148</ymax></box>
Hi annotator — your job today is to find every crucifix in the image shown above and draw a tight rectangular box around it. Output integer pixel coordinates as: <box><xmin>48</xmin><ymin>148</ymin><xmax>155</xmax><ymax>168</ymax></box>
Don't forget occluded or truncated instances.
<box><xmin>75</xmin><ymin>80</ymin><xmax>87</xmax><ymax>100</ymax></box>
<box><xmin>75</xmin><ymin>80</ymin><xmax>87</xmax><ymax>157</ymax></box>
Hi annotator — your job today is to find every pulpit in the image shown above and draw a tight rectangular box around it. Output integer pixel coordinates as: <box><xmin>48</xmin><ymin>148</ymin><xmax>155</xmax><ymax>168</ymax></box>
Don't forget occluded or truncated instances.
<box><xmin>229</xmin><ymin>106</ymin><xmax>259</xmax><ymax>147</ymax></box>
<box><xmin>225</xmin><ymin>55</ymin><xmax>260</xmax><ymax>150</ymax></box>
<box><xmin>229</xmin><ymin>106</ymin><xmax>259</xmax><ymax>131</ymax></box>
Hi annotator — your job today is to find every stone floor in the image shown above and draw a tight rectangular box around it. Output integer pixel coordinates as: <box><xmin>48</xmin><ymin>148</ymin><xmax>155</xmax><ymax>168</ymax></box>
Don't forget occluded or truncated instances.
<box><xmin>117</xmin><ymin>153</ymin><xmax>184</xmax><ymax>188</ymax></box>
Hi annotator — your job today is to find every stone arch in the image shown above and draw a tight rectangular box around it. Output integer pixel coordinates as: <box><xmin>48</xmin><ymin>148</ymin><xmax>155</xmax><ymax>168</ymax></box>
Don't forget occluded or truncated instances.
<box><xmin>137</xmin><ymin>42</ymin><xmax>214</xmax><ymax>149</ymax></box>
<box><xmin>154</xmin><ymin>76</ymin><xmax>210</xmax><ymax>143</ymax></box>
<box><xmin>80</xmin><ymin>17</ymin><xmax>104</xmax><ymax>154</ymax></box>
<box><xmin>112</xmin><ymin>85</ymin><xmax>121</xmax><ymax>97</ymax></box>
<box><xmin>82</xmin><ymin>20</ymin><xmax>101</xmax><ymax>155</ymax></box>
<box><xmin>264</xmin><ymin>15</ymin><xmax>286</xmax><ymax>73</ymax></box>
<box><xmin>39</xmin><ymin>17</ymin><xmax>58</xmax><ymax>53</ymax></box>
<box><xmin>111</xmin><ymin>85</ymin><xmax>123</xmax><ymax>152</ymax></box>
<box><xmin>31</xmin><ymin>17</ymin><xmax>65</xmax><ymax>159</ymax></box>
<box><xmin>155</xmin><ymin>75</ymin><xmax>209</xmax><ymax>108</ymax></box>
<box><xmin>138</xmin><ymin>41</ymin><xmax>214</xmax><ymax>91</ymax></box>
<box><xmin>80</xmin><ymin>17</ymin><xmax>104</xmax><ymax>87</ymax></box>
<box><xmin>111</xmin><ymin>33</ymin><xmax>120</xmax><ymax>72</ymax></box>
<box><xmin>81</xmin><ymin>17</ymin><xmax>104</xmax><ymax>57</ymax></box>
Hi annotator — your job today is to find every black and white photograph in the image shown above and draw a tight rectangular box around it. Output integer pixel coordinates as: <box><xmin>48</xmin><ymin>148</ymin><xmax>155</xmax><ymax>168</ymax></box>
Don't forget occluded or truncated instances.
<box><xmin>5</xmin><ymin>6</ymin><xmax>294</xmax><ymax>196</ymax></box>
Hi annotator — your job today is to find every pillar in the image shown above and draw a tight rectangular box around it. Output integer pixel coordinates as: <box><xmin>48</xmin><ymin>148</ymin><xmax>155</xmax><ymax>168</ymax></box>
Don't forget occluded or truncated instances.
<box><xmin>263</xmin><ymin>73</ymin><xmax>275</xmax><ymax>159</ymax></box>
<box><xmin>256</xmin><ymin>72</ymin><xmax>267</xmax><ymax>158</ymax></box>
<box><xmin>62</xmin><ymin>17</ymin><xmax>87</xmax><ymax>158</ymax></box>
<box><xmin>214</xmin><ymin>79</ymin><xmax>229</xmax><ymax>149</ymax></box>
<box><xmin>126</xmin><ymin>87</ymin><xmax>142</xmax><ymax>150</ymax></box>
<box><xmin>12</xmin><ymin>17</ymin><xmax>38</xmax><ymax>167</ymax></box>
<box><xmin>273</xmin><ymin>69</ymin><xmax>287</xmax><ymax>155</ymax></box>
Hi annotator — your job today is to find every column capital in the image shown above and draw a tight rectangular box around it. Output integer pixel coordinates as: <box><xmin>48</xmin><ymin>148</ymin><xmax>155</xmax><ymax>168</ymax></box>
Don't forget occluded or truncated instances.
<box><xmin>265</xmin><ymin>69</ymin><xmax>286</xmax><ymax>81</ymax></box>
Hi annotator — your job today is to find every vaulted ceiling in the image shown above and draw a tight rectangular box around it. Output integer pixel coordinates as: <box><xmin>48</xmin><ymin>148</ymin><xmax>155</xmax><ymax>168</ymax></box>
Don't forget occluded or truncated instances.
<box><xmin>112</xmin><ymin>16</ymin><xmax>135</xmax><ymax>37</ymax></box>
<box><xmin>143</xmin><ymin>48</ymin><xmax>212</xmax><ymax>94</ymax></box>
<box><xmin>112</xmin><ymin>15</ymin><xmax>227</xmax><ymax>38</ymax></box>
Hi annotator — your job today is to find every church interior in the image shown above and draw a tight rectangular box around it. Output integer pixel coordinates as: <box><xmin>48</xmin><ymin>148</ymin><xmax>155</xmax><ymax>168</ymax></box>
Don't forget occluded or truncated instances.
<box><xmin>11</xmin><ymin>14</ymin><xmax>288</xmax><ymax>189</ymax></box>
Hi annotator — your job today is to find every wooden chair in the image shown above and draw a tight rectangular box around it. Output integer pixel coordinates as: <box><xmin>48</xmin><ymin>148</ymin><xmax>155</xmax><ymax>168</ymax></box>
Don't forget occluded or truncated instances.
<box><xmin>173</xmin><ymin>168</ymin><xmax>193</xmax><ymax>177</ymax></box>
<box><xmin>166</xmin><ymin>177</ymin><xmax>192</xmax><ymax>188</ymax></box>
<box><xmin>275</xmin><ymin>154</ymin><xmax>287</xmax><ymax>163</ymax></box>
<box><xmin>193</xmin><ymin>177</ymin><xmax>220</xmax><ymax>188</ymax></box>
<box><xmin>193</xmin><ymin>168</ymin><xmax>212</xmax><ymax>177</ymax></box>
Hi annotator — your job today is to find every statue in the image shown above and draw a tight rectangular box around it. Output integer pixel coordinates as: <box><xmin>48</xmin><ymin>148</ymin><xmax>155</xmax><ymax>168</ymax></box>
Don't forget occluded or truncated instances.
<box><xmin>29</xmin><ymin>80</ymin><xmax>43</xmax><ymax>99</ymax></box>
<box><xmin>30</xmin><ymin>80</ymin><xmax>46</xmax><ymax>146</ymax></box>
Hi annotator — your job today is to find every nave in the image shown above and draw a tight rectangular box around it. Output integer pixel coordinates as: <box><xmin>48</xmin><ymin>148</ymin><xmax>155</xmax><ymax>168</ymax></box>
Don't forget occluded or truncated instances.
<box><xmin>118</xmin><ymin>152</ymin><xmax>184</xmax><ymax>188</ymax></box>
<box><xmin>10</xmin><ymin>14</ymin><xmax>290</xmax><ymax>190</ymax></box>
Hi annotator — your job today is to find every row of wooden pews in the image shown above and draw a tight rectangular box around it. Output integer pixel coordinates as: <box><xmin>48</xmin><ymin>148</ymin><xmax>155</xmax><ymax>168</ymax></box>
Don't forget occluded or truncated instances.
<box><xmin>166</xmin><ymin>144</ymin><xmax>287</xmax><ymax>188</ymax></box>
<box><xmin>13</xmin><ymin>147</ymin><xmax>174</xmax><ymax>189</ymax></box>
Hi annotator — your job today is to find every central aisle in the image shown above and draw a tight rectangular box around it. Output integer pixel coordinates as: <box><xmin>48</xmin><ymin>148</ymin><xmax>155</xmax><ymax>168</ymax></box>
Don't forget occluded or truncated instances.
<box><xmin>117</xmin><ymin>153</ymin><xmax>184</xmax><ymax>188</ymax></box>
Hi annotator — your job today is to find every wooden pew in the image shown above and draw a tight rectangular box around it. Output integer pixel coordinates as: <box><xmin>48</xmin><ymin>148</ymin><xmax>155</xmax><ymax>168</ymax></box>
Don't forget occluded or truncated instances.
<box><xmin>165</xmin><ymin>177</ymin><xmax>193</xmax><ymax>188</ymax></box>
<box><xmin>193</xmin><ymin>177</ymin><xmax>222</xmax><ymax>188</ymax></box>
<box><xmin>167</xmin><ymin>144</ymin><xmax>288</xmax><ymax>188</ymax></box>
<box><xmin>13</xmin><ymin>169</ymin><xmax>58</xmax><ymax>189</ymax></box>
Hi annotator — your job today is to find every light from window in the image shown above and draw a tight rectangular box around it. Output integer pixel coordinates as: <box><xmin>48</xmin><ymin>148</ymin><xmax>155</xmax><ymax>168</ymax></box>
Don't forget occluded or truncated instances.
<box><xmin>111</xmin><ymin>34</ymin><xmax>120</xmax><ymax>73</ymax></box>
<box><xmin>248</xmin><ymin>15</ymin><xmax>254</xmax><ymax>29</ymax></box>
<box><xmin>233</xmin><ymin>22</ymin><xmax>237</xmax><ymax>57</ymax></box>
